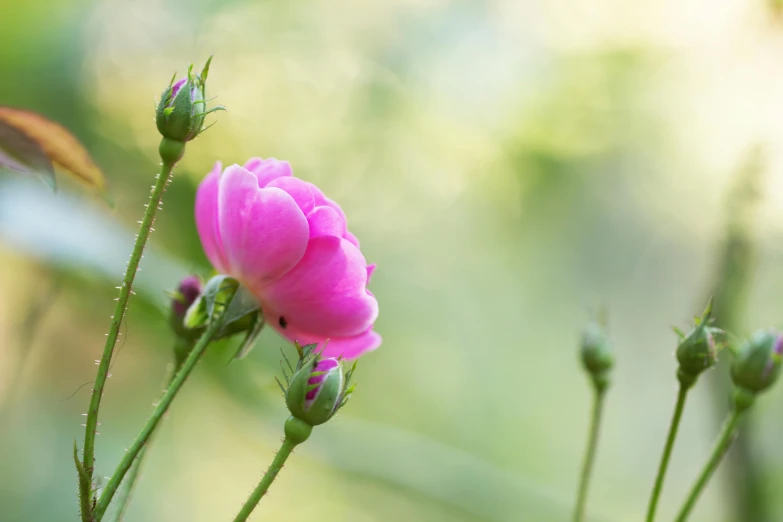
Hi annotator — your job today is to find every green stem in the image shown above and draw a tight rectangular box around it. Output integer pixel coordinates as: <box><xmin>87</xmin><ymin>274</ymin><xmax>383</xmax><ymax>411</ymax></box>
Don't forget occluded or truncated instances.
<box><xmin>233</xmin><ymin>439</ymin><xmax>298</xmax><ymax>522</ymax></box>
<box><xmin>93</xmin><ymin>318</ymin><xmax>218</xmax><ymax>519</ymax></box>
<box><xmin>674</xmin><ymin>410</ymin><xmax>744</xmax><ymax>522</ymax></box>
<box><xmin>645</xmin><ymin>383</ymin><xmax>689</xmax><ymax>522</ymax></box>
<box><xmin>81</xmin><ymin>137</ymin><xmax>185</xmax><ymax>514</ymax></box>
<box><xmin>107</xmin><ymin>338</ymin><xmax>193</xmax><ymax>522</ymax></box>
<box><xmin>233</xmin><ymin>417</ymin><xmax>313</xmax><ymax>521</ymax></box>
<box><xmin>573</xmin><ymin>388</ymin><xmax>606</xmax><ymax>522</ymax></box>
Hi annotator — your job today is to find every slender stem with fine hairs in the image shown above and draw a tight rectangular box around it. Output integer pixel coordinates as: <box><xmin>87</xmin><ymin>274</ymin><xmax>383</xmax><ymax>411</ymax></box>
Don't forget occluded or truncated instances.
<box><xmin>645</xmin><ymin>384</ymin><xmax>689</xmax><ymax>522</ymax></box>
<box><xmin>674</xmin><ymin>410</ymin><xmax>743</xmax><ymax>522</ymax></box>
<box><xmin>233</xmin><ymin>439</ymin><xmax>298</xmax><ymax>522</ymax></box>
<box><xmin>80</xmin><ymin>139</ymin><xmax>185</xmax><ymax>519</ymax></box>
<box><xmin>233</xmin><ymin>417</ymin><xmax>312</xmax><ymax>521</ymax></box>
<box><xmin>573</xmin><ymin>388</ymin><xmax>606</xmax><ymax>522</ymax></box>
<box><xmin>93</xmin><ymin>318</ymin><xmax>218</xmax><ymax>519</ymax></box>
<box><xmin>107</xmin><ymin>338</ymin><xmax>193</xmax><ymax>522</ymax></box>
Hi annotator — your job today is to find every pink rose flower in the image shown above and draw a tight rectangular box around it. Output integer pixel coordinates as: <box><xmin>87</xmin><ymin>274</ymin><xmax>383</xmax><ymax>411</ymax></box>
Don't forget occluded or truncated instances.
<box><xmin>194</xmin><ymin>157</ymin><xmax>380</xmax><ymax>359</ymax></box>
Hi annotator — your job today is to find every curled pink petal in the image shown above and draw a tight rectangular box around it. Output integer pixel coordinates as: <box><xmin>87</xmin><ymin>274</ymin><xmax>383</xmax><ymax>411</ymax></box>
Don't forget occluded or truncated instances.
<box><xmin>218</xmin><ymin>165</ymin><xmax>309</xmax><ymax>285</ymax></box>
<box><xmin>366</xmin><ymin>263</ymin><xmax>376</xmax><ymax>284</ymax></box>
<box><xmin>270</xmin><ymin>321</ymin><xmax>381</xmax><ymax>360</ymax></box>
<box><xmin>266</xmin><ymin>176</ymin><xmax>315</xmax><ymax>214</ymax></box>
<box><xmin>244</xmin><ymin>157</ymin><xmax>293</xmax><ymax>187</ymax></box>
<box><xmin>307</xmin><ymin>206</ymin><xmax>345</xmax><ymax>238</ymax></box>
<box><xmin>261</xmin><ymin>236</ymin><xmax>378</xmax><ymax>337</ymax></box>
<box><xmin>345</xmin><ymin>231</ymin><xmax>360</xmax><ymax>248</ymax></box>
<box><xmin>195</xmin><ymin>161</ymin><xmax>229</xmax><ymax>272</ymax></box>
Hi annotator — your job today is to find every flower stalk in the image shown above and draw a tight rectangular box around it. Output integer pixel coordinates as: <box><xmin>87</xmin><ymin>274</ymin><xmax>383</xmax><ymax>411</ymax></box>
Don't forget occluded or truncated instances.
<box><xmin>673</xmin><ymin>407</ymin><xmax>744</xmax><ymax>522</ymax></box>
<box><xmin>573</xmin><ymin>387</ymin><xmax>606</xmax><ymax>522</ymax></box>
<box><xmin>93</xmin><ymin>318</ymin><xmax>221</xmax><ymax>519</ymax></box>
<box><xmin>77</xmin><ymin>58</ymin><xmax>221</xmax><ymax>521</ymax></box>
<box><xmin>644</xmin><ymin>383</ymin><xmax>688</xmax><ymax>522</ymax></box>
<box><xmin>80</xmin><ymin>138</ymin><xmax>185</xmax><ymax>521</ymax></box>
<box><xmin>644</xmin><ymin>300</ymin><xmax>719</xmax><ymax>522</ymax></box>
<box><xmin>672</xmin><ymin>331</ymin><xmax>782</xmax><ymax>521</ymax></box>
<box><xmin>233</xmin><ymin>346</ymin><xmax>356</xmax><ymax>520</ymax></box>
<box><xmin>107</xmin><ymin>345</ymin><xmax>190</xmax><ymax>521</ymax></box>
<box><xmin>233</xmin><ymin>417</ymin><xmax>312</xmax><ymax>522</ymax></box>
<box><xmin>574</xmin><ymin>317</ymin><xmax>613</xmax><ymax>522</ymax></box>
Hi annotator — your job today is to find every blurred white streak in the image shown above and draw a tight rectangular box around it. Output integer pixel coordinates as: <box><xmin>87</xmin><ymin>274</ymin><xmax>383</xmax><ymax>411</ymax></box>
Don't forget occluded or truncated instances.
<box><xmin>0</xmin><ymin>177</ymin><xmax>187</xmax><ymax>309</ymax></box>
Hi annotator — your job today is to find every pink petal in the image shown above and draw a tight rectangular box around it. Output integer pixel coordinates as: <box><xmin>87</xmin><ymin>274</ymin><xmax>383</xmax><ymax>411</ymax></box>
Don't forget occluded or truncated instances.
<box><xmin>305</xmin><ymin>182</ymin><xmax>326</xmax><ymax>204</ymax></box>
<box><xmin>319</xmin><ymin>329</ymin><xmax>382</xmax><ymax>359</ymax></box>
<box><xmin>366</xmin><ymin>263</ymin><xmax>376</xmax><ymax>283</ymax></box>
<box><xmin>307</xmin><ymin>205</ymin><xmax>345</xmax><ymax>238</ymax></box>
<box><xmin>243</xmin><ymin>157</ymin><xmax>293</xmax><ymax>187</ymax></box>
<box><xmin>218</xmin><ymin>165</ymin><xmax>309</xmax><ymax>285</ymax></box>
<box><xmin>269</xmin><ymin>320</ymin><xmax>381</xmax><ymax>360</ymax></box>
<box><xmin>195</xmin><ymin>162</ymin><xmax>230</xmax><ymax>273</ymax></box>
<box><xmin>304</xmin><ymin>182</ymin><xmax>350</xmax><ymax>237</ymax></box>
<box><xmin>345</xmin><ymin>231</ymin><xmax>360</xmax><ymax>248</ymax></box>
<box><xmin>322</xmin><ymin>198</ymin><xmax>348</xmax><ymax>235</ymax></box>
<box><xmin>261</xmin><ymin>236</ymin><xmax>378</xmax><ymax>337</ymax></box>
<box><xmin>266</xmin><ymin>176</ymin><xmax>315</xmax><ymax>214</ymax></box>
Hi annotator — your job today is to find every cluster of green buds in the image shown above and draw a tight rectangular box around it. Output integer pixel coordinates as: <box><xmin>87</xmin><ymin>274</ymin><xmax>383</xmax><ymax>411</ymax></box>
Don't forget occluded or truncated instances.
<box><xmin>730</xmin><ymin>330</ymin><xmax>783</xmax><ymax>411</ymax></box>
<box><xmin>580</xmin><ymin>317</ymin><xmax>614</xmax><ymax>393</ymax></box>
<box><xmin>277</xmin><ymin>343</ymin><xmax>356</xmax><ymax>444</ymax></box>
<box><xmin>155</xmin><ymin>57</ymin><xmax>225</xmax><ymax>163</ymax></box>
<box><xmin>674</xmin><ymin>299</ymin><xmax>721</xmax><ymax>389</ymax></box>
<box><xmin>168</xmin><ymin>275</ymin><xmax>264</xmax><ymax>362</ymax></box>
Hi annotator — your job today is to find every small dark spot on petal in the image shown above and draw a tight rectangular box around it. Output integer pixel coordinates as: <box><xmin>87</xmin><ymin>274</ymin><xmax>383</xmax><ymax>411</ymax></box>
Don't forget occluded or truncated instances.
<box><xmin>279</xmin><ymin>316</ymin><xmax>287</xmax><ymax>329</ymax></box>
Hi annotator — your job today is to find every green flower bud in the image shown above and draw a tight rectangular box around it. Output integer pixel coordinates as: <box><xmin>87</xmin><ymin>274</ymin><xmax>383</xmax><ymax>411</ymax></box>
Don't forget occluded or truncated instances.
<box><xmin>730</xmin><ymin>331</ymin><xmax>783</xmax><ymax>396</ymax></box>
<box><xmin>675</xmin><ymin>300</ymin><xmax>720</xmax><ymax>388</ymax></box>
<box><xmin>169</xmin><ymin>275</ymin><xmax>203</xmax><ymax>340</ymax></box>
<box><xmin>286</xmin><ymin>357</ymin><xmax>347</xmax><ymax>427</ymax></box>
<box><xmin>155</xmin><ymin>57</ymin><xmax>224</xmax><ymax>144</ymax></box>
<box><xmin>580</xmin><ymin>320</ymin><xmax>614</xmax><ymax>392</ymax></box>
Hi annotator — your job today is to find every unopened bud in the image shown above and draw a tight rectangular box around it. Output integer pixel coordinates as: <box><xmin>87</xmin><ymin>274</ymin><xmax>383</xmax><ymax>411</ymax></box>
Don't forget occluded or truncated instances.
<box><xmin>155</xmin><ymin>57</ymin><xmax>224</xmax><ymax>146</ymax></box>
<box><xmin>675</xmin><ymin>299</ymin><xmax>720</xmax><ymax>388</ymax></box>
<box><xmin>169</xmin><ymin>275</ymin><xmax>203</xmax><ymax>340</ymax></box>
<box><xmin>731</xmin><ymin>331</ymin><xmax>783</xmax><ymax>403</ymax></box>
<box><xmin>580</xmin><ymin>320</ymin><xmax>614</xmax><ymax>392</ymax></box>
<box><xmin>286</xmin><ymin>357</ymin><xmax>346</xmax><ymax>427</ymax></box>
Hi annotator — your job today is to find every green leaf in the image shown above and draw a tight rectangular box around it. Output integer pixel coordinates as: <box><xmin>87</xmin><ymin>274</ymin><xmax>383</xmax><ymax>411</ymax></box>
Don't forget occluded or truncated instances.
<box><xmin>0</xmin><ymin>106</ymin><xmax>106</xmax><ymax>191</ymax></box>
<box><xmin>201</xmin><ymin>274</ymin><xmax>236</xmax><ymax>321</ymax></box>
<box><xmin>0</xmin><ymin>120</ymin><xmax>55</xmax><ymax>189</ymax></box>
<box><xmin>73</xmin><ymin>440</ymin><xmax>93</xmax><ymax>520</ymax></box>
<box><xmin>230</xmin><ymin>312</ymin><xmax>265</xmax><ymax>360</ymax></box>
<box><xmin>220</xmin><ymin>283</ymin><xmax>260</xmax><ymax>327</ymax></box>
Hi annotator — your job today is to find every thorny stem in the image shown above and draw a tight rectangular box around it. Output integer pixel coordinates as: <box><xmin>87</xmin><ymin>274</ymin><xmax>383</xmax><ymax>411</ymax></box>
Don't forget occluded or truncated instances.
<box><xmin>645</xmin><ymin>383</ymin><xmax>689</xmax><ymax>522</ymax></box>
<box><xmin>233</xmin><ymin>439</ymin><xmax>299</xmax><ymax>521</ymax></box>
<box><xmin>79</xmin><ymin>138</ymin><xmax>185</xmax><ymax>521</ymax></box>
<box><xmin>94</xmin><ymin>319</ymin><xmax>219</xmax><ymax>519</ymax></box>
<box><xmin>233</xmin><ymin>417</ymin><xmax>312</xmax><ymax>521</ymax></box>
<box><xmin>107</xmin><ymin>338</ymin><xmax>193</xmax><ymax>522</ymax></box>
<box><xmin>573</xmin><ymin>388</ymin><xmax>606</xmax><ymax>522</ymax></box>
<box><xmin>674</xmin><ymin>410</ymin><xmax>744</xmax><ymax>522</ymax></box>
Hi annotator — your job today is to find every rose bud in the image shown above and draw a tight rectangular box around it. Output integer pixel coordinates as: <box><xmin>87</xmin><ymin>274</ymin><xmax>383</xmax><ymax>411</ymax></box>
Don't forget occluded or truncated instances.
<box><xmin>731</xmin><ymin>330</ymin><xmax>783</xmax><ymax>405</ymax></box>
<box><xmin>675</xmin><ymin>299</ymin><xmax>721</xmax><ymax>388</ymax></box>
<box><xmin>580</xmin><ymin>319</ymin><xmax>614</xmax><ymax>392</ymax></box>
<box><xmin>286</xmin><ymin>357</ymin><xmax>349</xmax><ymax>427</ymax></box>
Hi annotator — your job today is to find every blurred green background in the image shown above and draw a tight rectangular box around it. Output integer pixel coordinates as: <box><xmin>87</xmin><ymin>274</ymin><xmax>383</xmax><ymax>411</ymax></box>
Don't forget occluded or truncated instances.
<box><xmin>3</xmin><ymin>0</ymin><xmax>783</xmax><ymax>521</ymax></box>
